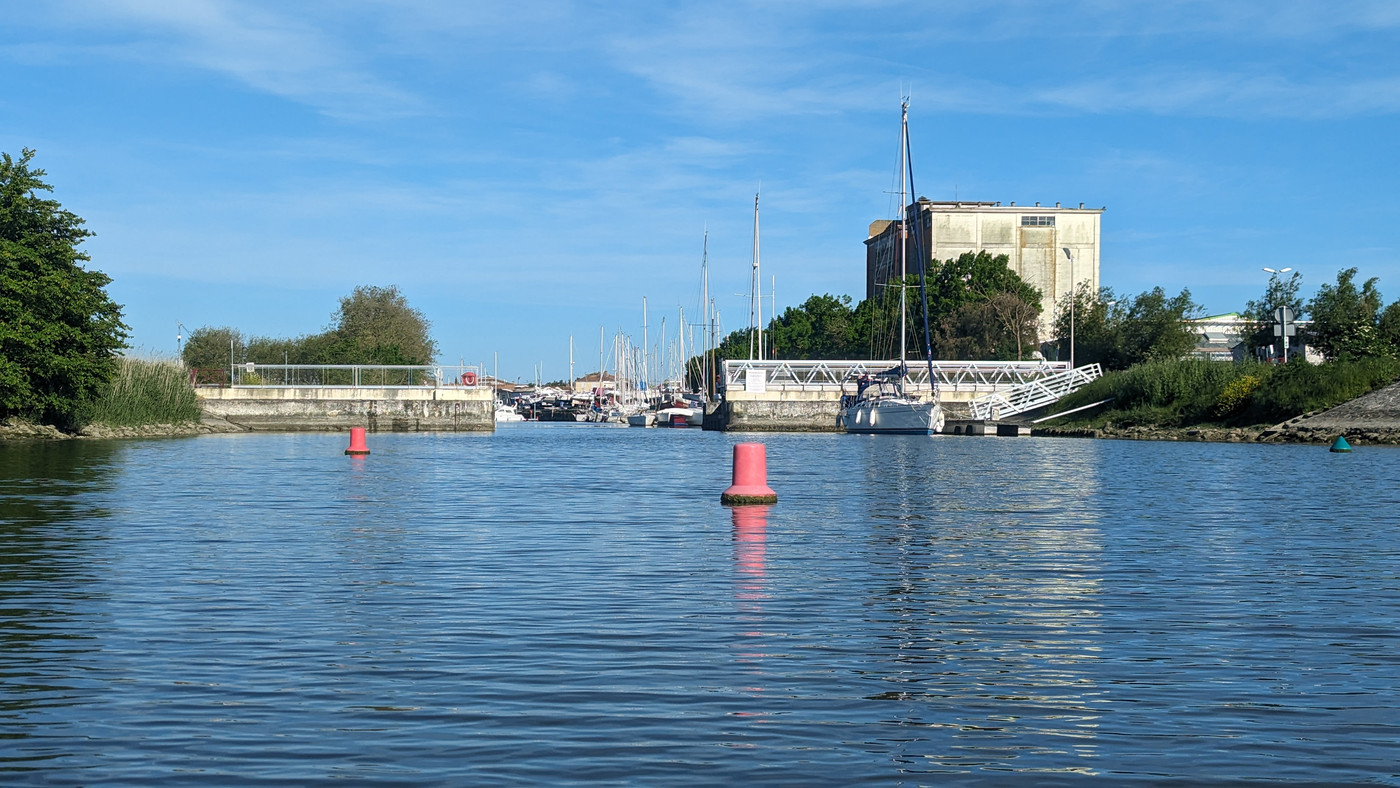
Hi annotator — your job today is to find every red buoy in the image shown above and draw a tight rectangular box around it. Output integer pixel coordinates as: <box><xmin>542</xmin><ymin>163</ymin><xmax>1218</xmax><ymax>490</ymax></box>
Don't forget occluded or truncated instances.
<box><xmin>345</xmin><ymin>427</ymin><xmax>370</xmax><ymax>455</ymax></box>
<box><xmin>721</xmin><ymin>442</ymin><xmax>777</xmax><ymax>506</ymax></box>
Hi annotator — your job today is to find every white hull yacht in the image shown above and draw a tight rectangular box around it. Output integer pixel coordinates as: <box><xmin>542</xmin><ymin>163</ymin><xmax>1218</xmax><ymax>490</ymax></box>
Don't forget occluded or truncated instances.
<box><xmin>838</xmin><ymin>99</ymin><xmax>944</xmax><ymax>437</ymax></box>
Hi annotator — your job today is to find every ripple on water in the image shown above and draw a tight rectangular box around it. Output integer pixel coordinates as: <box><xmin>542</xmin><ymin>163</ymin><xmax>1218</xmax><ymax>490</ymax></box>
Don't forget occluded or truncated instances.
<box><xmin>0</xmin><ymin>429</ymin><xmax>1398</xmax><ymax>783</ymax></box>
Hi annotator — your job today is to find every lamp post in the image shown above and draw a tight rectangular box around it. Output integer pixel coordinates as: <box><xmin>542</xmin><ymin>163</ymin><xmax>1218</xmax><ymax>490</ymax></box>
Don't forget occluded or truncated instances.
<box><xmin>1262</xmin><ymin>267</ymin><xmax>1294</xmax><ymax>362</ymax></box>
<box><xmin>1062</xmin><ymin>247</ymin><xmax>1075</xmax><ymax>369</ymax></box>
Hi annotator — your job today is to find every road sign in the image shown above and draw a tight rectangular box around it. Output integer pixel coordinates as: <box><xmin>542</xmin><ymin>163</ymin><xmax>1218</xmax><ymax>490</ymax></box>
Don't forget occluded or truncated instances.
<box><xmin>1274</xmin><ymin>306</ymin><xmax>1295</xmax><ymax>324</ymax></box>
<box><xmin>1273</xmin><ymin>324</ymin><xmax>1297</xmax><ymax>336</ymax></box>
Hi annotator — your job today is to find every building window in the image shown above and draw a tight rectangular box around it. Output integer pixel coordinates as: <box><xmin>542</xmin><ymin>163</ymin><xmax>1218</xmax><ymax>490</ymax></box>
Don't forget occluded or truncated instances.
<box><xmin>1021</xmin><ymin>215</ymin><xmax>1055</xmax><ymax>227</ymax></box>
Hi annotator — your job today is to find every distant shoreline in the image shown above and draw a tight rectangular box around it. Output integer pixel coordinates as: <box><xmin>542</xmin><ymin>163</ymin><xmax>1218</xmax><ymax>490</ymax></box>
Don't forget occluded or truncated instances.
<box><xmin>0</xmin><ymin>417</ymin><xmax>242</xmax><ymax>441</ymax></box>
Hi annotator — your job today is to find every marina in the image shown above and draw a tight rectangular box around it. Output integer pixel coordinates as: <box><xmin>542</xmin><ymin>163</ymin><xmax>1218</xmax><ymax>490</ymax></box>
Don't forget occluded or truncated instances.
<box><xmin>5</xmin><ymin>5</ymin><xmax>1399</xmax><ymax>785</ymax></box>
<box><xmin>2</xmin><ymin>428</ymin><xmax>1397</xmax><ymax>783</ymax></box>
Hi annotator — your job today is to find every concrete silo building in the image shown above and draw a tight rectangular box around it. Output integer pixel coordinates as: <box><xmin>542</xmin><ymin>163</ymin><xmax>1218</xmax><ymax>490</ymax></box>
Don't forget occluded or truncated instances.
<box><xmin>865</xmin><ymin>199</ymin><xmax>1103</xmax><ymax>325</ymax></box>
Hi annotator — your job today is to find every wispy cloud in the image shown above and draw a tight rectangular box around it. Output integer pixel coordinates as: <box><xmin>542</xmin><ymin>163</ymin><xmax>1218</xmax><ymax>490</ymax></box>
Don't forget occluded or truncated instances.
<box><xmin>54</xmin><ymin>0</ymin><xmax>423</xmax><ymax>119</ymax></box>
<box><xmin>1029</xmin><ymin>71</ymin><xmax>1400</xmax><ymax>119</ymax></box>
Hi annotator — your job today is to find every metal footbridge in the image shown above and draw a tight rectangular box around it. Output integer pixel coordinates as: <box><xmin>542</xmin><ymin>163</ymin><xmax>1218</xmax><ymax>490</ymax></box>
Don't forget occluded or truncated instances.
<box><xmin>967</xmin><ymin>363</ymin><xmax>1103</xmax><ymax>420</ymax></box>
<box><xmin>722</xmin><ymin>359</ymin><xmax>1072</xmax><ymax>395</ymax></box>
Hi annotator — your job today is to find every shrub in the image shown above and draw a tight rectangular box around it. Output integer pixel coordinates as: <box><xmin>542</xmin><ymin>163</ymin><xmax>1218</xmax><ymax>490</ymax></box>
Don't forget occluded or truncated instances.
<box><xmin>1053</xmin><ymin>356</ymin><xmax>1400</xmax><ymax>429</ymax></box>
<box><xmin>1213</xmin><ymin>374</ymin><xmax>1262</xmax><ymax>419</ymax></box>
<box><xmin>1238</xmin><ymin>356</ymin><xmax>1400</xmax><ymax>425</ymax></box>
<box><xmin>1057</xmin><ymin>359</ymin><xmax>1263</xmax><ymax>426</ymax></box>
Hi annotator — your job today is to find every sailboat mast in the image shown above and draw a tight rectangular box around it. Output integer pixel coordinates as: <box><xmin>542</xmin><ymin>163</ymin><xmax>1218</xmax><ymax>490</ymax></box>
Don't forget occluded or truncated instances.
<box><xmin>701</xmin><ymin>230</ymin><xmax>710</xmax><ymax>398</ymax></box>
<box><xmin>642</xmin><ymin>297</ymin><xmax>649</xmax><ymax>397</ymax></box>
<box><xmin>750</xmin><ymin>191</ymin><xmax>761</xmax><ymax>363</ymax></box>
<box><xmin>899</xmin><ymin>100</ymin><xmax>908</xmax><ymax>366</ymax></box>
<box><xmin>569</xmin><ymin>335</ymin><xmax>574</xmax><ymax>388</ymax></box>
<box><xmin>903</xmin><ymin>98</ymin><xmax>938</xmax><ymax>390</ymax></box>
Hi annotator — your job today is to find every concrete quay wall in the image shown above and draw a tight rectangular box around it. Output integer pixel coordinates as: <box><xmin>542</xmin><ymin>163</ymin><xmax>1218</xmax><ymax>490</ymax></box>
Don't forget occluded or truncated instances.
<box><xmin>708</xmin><ymin>389</ymin><xmax>977</xmax><ymax>432</ymax></box>
<box><xmin>196</xmin><ymin>387</ymin><xmax>494</xmax><ymax>432</ymax></box>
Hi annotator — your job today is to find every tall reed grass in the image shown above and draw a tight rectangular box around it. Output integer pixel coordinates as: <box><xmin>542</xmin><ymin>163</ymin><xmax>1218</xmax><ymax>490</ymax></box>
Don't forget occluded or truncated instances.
<box><xmin>91</xmin><ymin>356</ymin><xmax>201</xmax><ymax>426</ymax></box>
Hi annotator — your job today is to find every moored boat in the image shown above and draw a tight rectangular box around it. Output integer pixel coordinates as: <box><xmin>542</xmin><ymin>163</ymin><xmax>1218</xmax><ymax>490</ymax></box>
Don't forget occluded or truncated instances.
<box><xmin>838</xmin><ymin>99</ymin><xmax>943</xmax><ymax>437</ymax></box>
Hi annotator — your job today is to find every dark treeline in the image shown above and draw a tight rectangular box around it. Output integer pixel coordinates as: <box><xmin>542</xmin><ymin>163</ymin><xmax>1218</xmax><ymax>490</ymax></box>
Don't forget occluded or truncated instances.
<box><xmin>182</xmin><ymin>285</ymin><xmax>438</xmax><ymax>371</ymax></box>
<box><xmin>711</xmin><ymin>251</ymin><xmax>1047</xmax><ymax>366</ymax></box>
<box><xmin>701</xmin><ymin>250</ymin><xmax>1204</xmax><ymax>373</ymax></box>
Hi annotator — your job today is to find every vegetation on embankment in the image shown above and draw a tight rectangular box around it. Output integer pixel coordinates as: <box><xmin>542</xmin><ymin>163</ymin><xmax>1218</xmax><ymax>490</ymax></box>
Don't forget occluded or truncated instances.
<box><xmin>89</xmin><ymin>356</ymin><xmax>201</xmax><ymax>427</ymax></box>
<box><xmin>3</xmin><ymin>356</ymin><xmax>204</xmax><ymax>438</ymax></box>
<box><xmin>1043</xmin><ymin>357</ymin><xmax>1400</xmax><ymax>429</ymax></box>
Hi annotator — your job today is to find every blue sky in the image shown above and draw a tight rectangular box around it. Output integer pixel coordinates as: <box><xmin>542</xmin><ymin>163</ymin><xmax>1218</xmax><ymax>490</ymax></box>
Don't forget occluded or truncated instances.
<box><xmin>5</xmin><ymin>0</ymin><xmax>1399</xmax><ymax>381</ymax></box>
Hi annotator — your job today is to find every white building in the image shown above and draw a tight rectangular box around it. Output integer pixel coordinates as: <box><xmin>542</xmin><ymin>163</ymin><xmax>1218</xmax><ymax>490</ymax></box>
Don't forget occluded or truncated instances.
<box><xmin>865</xmin><ymin>200</ymin><xmax>1103</xmax><ymax>326</ymax></box>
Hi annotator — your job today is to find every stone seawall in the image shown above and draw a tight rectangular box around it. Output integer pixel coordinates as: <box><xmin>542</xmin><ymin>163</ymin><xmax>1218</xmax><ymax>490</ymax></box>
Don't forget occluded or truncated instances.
<box><xmin>706</xmin><ymin>399</ymin><xmax>843</xmax><ymax>432</ymax></box>
<box><xmin>196</xmin><ymin>387</ymin><xmax>494</xmax><ymax>432</ymax></box>
<box><xmin>705</xmin><ymin>391</ymin><xmax>974</xmax><ymax>433</ymax></box>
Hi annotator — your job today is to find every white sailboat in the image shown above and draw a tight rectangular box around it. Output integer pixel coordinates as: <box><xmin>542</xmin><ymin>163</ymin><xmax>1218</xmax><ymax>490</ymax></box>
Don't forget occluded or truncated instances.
<box><xmin>839</xmin><ymin>99</ymin><xmax>944</xmax><ymax>436</ymax></box>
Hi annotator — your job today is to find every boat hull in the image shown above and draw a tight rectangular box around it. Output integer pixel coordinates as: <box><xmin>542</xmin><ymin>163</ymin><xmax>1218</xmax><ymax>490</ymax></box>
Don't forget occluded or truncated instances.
<box><xmin>655</xmin><ymin>407</ymin><xmax>701</xmax><ymax>427</ymax></box>
<box><xmin>840</xmin><ymin>398</ymin><xmax>944</xmax><ymax>435</ymax></box>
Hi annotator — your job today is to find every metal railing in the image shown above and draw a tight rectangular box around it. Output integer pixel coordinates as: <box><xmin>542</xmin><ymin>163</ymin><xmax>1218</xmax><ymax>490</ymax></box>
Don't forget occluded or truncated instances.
<box><xmin>968</xmin><ymin>363</ymin><xmax>1103</xmax><ymax>420</ymax></box>
<box><xmin>722</xmin><ymin>359</ymin><xmax>1071</xmax><ymax>394</ymax></box>
<box><xmin>223</xmin><ymin>364</ymin><xmax>483</xmax><ymax>388</ymax></box>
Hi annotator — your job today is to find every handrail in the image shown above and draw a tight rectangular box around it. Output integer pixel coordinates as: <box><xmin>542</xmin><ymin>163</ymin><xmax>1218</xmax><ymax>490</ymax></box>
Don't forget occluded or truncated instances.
<box><xmin>722</xmin><ymin>358</ymin><xmax>1069</xmax><ymax>392</ymax></box>
<box><xmin>968</xmin><ymin>363</ymin><xmax>1103</xmax><ymax>420</ymax></box>
<box><xmin>226</xmin><ymin>363</ymin><xmax>483</xmax><ymax>388</ymax></box>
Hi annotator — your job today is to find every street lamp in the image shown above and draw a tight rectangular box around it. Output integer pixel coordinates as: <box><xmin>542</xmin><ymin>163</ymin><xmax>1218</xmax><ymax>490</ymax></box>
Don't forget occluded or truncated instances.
<box><xmin>1062</xmin><ymin>248</ymin><xmax>1075</xmax><ymax>369</ymax></box>
<box><xmin>1261</xmin><ymin>267</ymin><xmax>1296</xmax><ymax>362</ymax></box>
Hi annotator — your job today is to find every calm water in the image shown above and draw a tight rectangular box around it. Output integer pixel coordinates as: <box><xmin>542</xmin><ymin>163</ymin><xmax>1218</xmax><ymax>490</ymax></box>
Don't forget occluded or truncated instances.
<box><xmin>1</xmin><ymin>425</ymin><xmax>1397</xmax><ymax>784</ymax></box>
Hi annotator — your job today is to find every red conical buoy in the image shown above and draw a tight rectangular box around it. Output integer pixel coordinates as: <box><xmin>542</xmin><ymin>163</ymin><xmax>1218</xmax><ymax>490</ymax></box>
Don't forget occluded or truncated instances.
<box><xmin>345</xmin><ymin>427</ymin><xmax>370</xmax><ymax>455</ymax></box>
<box><xmin>721</xmin><ymin>442</ymin><xmax>777</xmax><ymax>506</ymax></box>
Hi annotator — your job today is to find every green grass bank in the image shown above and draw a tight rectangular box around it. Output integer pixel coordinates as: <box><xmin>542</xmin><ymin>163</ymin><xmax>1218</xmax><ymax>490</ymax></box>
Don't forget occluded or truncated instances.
<box><xmin>1044</xmin><ymin>357</ymin><xmax>1400</xmax><ymax>429</ymax></box>
<box><xmin>90</xmin><ymin>356</ymin><xmax>201</xmax><ymax>427</ymax></box>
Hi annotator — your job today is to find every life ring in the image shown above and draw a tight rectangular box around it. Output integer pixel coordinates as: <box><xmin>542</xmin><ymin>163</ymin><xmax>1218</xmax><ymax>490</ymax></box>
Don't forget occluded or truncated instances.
<box><xmin>462</xmin><ymin>371</ymin><xmax>478</xmax><ymax>386</ymax></box>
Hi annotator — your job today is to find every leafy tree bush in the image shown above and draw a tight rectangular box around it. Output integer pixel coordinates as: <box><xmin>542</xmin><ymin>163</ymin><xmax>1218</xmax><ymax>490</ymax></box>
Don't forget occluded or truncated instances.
<box><xmin>1242</xmin><ymin>270</ymin><xmax>1304</xmax><ymax>357</ymax></box>
<box><xmin>1</xmin><ymin>149</ymin><xmax>128</xmax><ymax>430</ymax></box>
<box><xmin>183</xmin><ymin>326</ymin><xmax>244</xmax><ymax>371</ymax></box>
<box><xmin>1379</xmin><ymin>300</ymin><xmax>1400</xmax><ymax>356</ymax></box>
<box><xmin>1307</xmin><ymin>268</ymin><xmax>1385</xmax><ymax>360</ymax></box>
<box><xmin>1213</xmin><ymin>373</ymin><xmax>1262</xmax><ymax>419</ymax></box>
<box><xmin>326</xmin><ymin>284</ymin><xmax>437</xmax><ymax>364</ymax></box>
<box><xmin>1051</xmin><ymin>285</ymin><xmax>1202</xmax><ymax>370</ymax></box>
<box><xmin>182</xmin><ymin>285</ymin><xmax>438</xmax><ymax>370</ymax></box>
<box><xmin>769</xmin><ymin>293</ymin><xmax>859</xmax><ymax>359</ymax></box>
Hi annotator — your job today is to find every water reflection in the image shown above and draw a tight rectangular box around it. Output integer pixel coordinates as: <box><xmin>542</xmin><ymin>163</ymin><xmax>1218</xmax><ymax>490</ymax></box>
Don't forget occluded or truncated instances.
<box><xmin>731</xmin><ymin>504</ymin><xmax>769</xmax><ymax>619</ymax></box>
<box><xmin>853</xmin><ymin>438</ymin><xmax>1109</xmax><ymax>774</ymax></box>
<box><xmin>0</xmin><ymin>440</ymin><xmax>122</xmax><ymax>765</ymax></box>
<box><xmin>3</xmin><ymin>432</ymin><xmax>1398</xmax><ymax>782</ymax></box>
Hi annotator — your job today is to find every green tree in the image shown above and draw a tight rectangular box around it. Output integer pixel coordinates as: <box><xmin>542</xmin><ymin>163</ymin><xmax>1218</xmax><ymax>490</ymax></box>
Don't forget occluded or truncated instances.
<box><xmin>1242</xmin><ymin>270</ymin><xmax>1304</xmax><ymax>356</ymax></box>
<box><xmin>1052</xmin><ymin>284</ymin><xmax>1201</xmax><ymax>370</ymax></box>
<box><xmin>0</xmin><ymin>149</ymin><xmax>128</xmax><ymax>429</ymax></box>
<box><xmin>925</xmin><ymin>251</ymin><xmax>1041</xmax><ymax>325</ymax></box>
<box><xmin>933</xmin><ymin>289</ymin><xmax>1041</xmax><ymax>360</ymax></box>
<box><xmin>1378</xmin><ymin>300</ymin><xmax>1400</xmax><ymax>356</ymax></box>
<box><xmin>1306</xmin><ymin>268</ymin><xmax>1384</xmax><ymax>361</ymax></box>
<box><xmin>769</xmin><ymin>293</ymin><xmax>859</xmax><ymax>359</ymax></box>
<box><xmin>1051</xmin><ymin>283</ymin><xmax>1121</xmax><ymax>368</ymax></box>
<box><xmin>325</xmin><ymin>285</ymin><xmax>437</xmax><ymax>364</ymax></box>
<box><xmin>922</xmin><ymin>251</ymin><xmax>1041</xmax><ymax>360</ymax></box>
<box><xmin>1118</xmin><ymin>286</ymin><xmax>1204</xmax><ymax>364</ymax></box>
<box><xmin>182</xmin><ymin>326</ymin><xmax>245</xmax><ymax>371</ymax></box>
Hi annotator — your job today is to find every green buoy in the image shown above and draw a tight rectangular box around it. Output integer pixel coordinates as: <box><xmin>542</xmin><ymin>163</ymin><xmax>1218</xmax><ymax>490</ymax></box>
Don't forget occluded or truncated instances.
<box><xmin>1330</xmin><ymin>435</ymin><xmax>1352</xmax><ymax>453</ymax></box>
